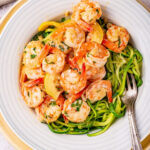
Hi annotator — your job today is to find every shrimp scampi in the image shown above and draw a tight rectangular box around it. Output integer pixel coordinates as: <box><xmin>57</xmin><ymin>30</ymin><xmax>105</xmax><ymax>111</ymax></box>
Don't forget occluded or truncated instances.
<box><xmin>86</xmin><ymin>66</ymin><xmax>106</xmax><ymax>81</ymax></box>
<box><xmin>74</xmin><ymin>41</ymin><xmax>110</xmax><ymax>68</ymax></box>
<box><xmin>102</xmin><ymin>24</ymin><xmax>130</xmax><ymax>53</ymax></box>
<box><xmin>74</xmin><ymin>58</ymin><xmax>106</xmax><ymax>81</ymax></box>
<box><xmin>60</xmin><ymin>63</ymin><xmax>87</xmax><ymax>94</ymax></box>
<box><xmin>63</xmin><ymin>93</ymin><xmax>90</xmax><ymax>123</ymax></box>
<box><xmin>49</xmin><ymin>22</ymin><xmax>85</xmax><ymax>53</ymax></box>
<box><xmin>20</xmin><ymin>67</ymin><xmax>45</xmax><ymax>107</ymax></box>
<box><xmin>21</xmin><ymin>85</ymin><xmax>45</xmax><ymax>108</ymax></box>
<box><xmin>35</xmin><ymin>96</ymin><xmax>61</xmax><ymax>123</ymax></box>
<box><xmin>42</xmin><ymin>47</ymin><xmax>66</xmax><ymax>74</ymax></box>
<box><xmin>84</xmin><ymin>80</ymin><xmax>113</xmax><ymax>103</ymax></box>
<box><xmin>72</xmin><ymin>0</ymin><xmax>102</xmax><ymax>32</ymax></box>
<box><xmin>23</xmin><ymin>41</ymin><xmax>50</xmax><ymax>68</ymax></box>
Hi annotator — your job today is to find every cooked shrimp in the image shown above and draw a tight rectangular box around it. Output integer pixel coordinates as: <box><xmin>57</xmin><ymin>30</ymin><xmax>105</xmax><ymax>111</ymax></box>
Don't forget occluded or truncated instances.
<box><xmin>42</xmin><ymin>47</ymin><xmax>65</xmax><ymax>74</ymax></box>
<box><xmin>50</xmin><ymin>22</ymin><xmax>85</xmax><ymax>53</ymax></box>
<box><xmin>23</xmin><ymin>42</ymin><xmax>50</xmax><ymax>68</ymax></box>
<box><xmin>35</xmin><ymin>96</ymin><xmax>61</xmax><ymax>123</ymax></box>
<box><xmin>20</xmin><ymin>66</ymin><xmax>44</xmax><ymax>87</ymax></box>
<box><xmin>21</xmin><ymin>85</ymin><xmax>44</xmax><ymax>108</ymax></box>
<box><xmin>72</xmin><ymin>58</ymin><xmax>106</xmax><ymax>80</ymax></box>
<box><xmin>60</xmin><ymin>63</ymin><xmax>86</xmax><ymax>94</ymax></box>
<box><xmin>71</xmin><ymin>0</ymin><xmax>102</xmax><ymax>32</ymax></box>
<box><xmin>102</xmin><ymin>24</ymin><xmax>130</xmax><ymax>53</ymax></box>
<box><xmin>24</xmin><ymin>67</ymin><xmax>44</xmax><ymax>80</ymax></box>
<box><xmin>23</xmin><ymin>78</ymin><xmax>44</xmax><ymax>88</ymax></box>
<box><xmin>62</xmin><ymin>92</ymin><xmax>90</xmax><ymax>123</ymax></box>
<box><xmin>56</xmin><ymin>95</ymin><xmax>65</xmax><ymax>110</ymax></box>
<box><xmin>74</xmin><ymin>41</ymin><xmax>110</xmax><ymax>68</ymax></box>
<box><xmin>86</xmin><ymin>66</ymin><xmax>106</xmax><ymax>81</ymax></box>
<box><xmin>85</xmin><ymin>80</ymin><xmax>113</xmax><ymax>103</ymax></box>
<box><xmin>20</xmin><ymin>70</ymin><xmax>44</xmax><ymax>108</ymax></box>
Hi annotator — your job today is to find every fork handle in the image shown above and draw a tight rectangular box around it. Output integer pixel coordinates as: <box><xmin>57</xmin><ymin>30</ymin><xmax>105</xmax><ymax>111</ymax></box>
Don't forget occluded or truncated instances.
<box><xmin>127</xmin><ymin>105</ymin><xmax>143</xmax><ymax>150</ymax></box>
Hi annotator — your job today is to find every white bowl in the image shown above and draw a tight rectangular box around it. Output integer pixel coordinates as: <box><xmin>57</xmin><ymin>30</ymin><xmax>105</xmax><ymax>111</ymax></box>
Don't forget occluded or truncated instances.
<box><xmin>0</xmin><ymin>0</ymin><xmax>150</xmax><ymax>149</ymax></box>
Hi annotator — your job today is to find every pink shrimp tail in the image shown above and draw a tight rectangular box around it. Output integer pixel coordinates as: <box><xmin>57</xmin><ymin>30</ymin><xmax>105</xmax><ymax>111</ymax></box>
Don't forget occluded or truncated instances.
<box><xmin>20</xmin><ymin>67</ymin><xmax>27</xmax><ymax>86</ymax></box>
<box><xmin>68</xmin><ymin>57</ymin><xmax>79</xmax><ymax>70</ymax></box>
<box><xmin>56</xmin><ymin>95</ymin><xmax>65</xmax><ymax>110</ymax></box>
<box><xmin>49</xmin><ymin>47</ymin><xmax>58</xmax><ymax>53</ymax></box>
<box><xmin>79</xmin><ymin>20</ymin><xmax>93</xmax><ymax>32</ymax></box>
<box><xmin>106</xmin><ymin>80</ymin><xmax>113</xmax><ymax>103</ymax></box>
<box><xmin>81</xmin><ymin>63</ymin><xmax>86</xmax><ymax>79</ymax></box>
<box><xmin>71</xmin><ymin>83</ymin><xmax>88</xmax><ymax>103</ymax></box>
<box><xmin>100</xmin><ymin>80</ymin><xmax>113</xmax><ymax>103</ymax></box>
<box><xmin>107</xmin><ymin>90</ymin><xmax>113</xmax><ymax>103</ymax></box>
<box><xmin>63</xmin><ymin>114</ymin><xmax>69</xmax><ymax>123</ymax></box>
<box><xmin>24</xmin><ymin>78</ymin><xmax>44</xmax><ymax>88</ymax></box>
<box><xmin>102</xmin><ymin>38</ymin><xmax>121</xmax><ymax>53</ymax></box>
<box><xmin>39</xmin><ymin>44</ymin><xmax>51</xmax><ymax>63</ymax></box>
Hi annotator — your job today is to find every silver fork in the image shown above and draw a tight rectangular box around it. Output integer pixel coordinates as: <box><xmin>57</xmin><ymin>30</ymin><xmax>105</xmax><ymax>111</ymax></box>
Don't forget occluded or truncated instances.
<box><xmin>122</xmin><ymin>74</ymin><xmax>143</xmax><ymax>150</ymax></box>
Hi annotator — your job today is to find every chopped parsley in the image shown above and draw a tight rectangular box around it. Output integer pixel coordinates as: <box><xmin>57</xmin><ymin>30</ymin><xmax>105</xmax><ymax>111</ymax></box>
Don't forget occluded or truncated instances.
<box><xmin>71</xmin><ymin>99</ymin><xmax>83</xmax><ymax>112</ymax></box>
<box><xmin>50</xmin><ymin>41</ymin><xmax>55</xmax><ymax>47</ymax></box>
<box><xmin>96</xmin><ymin>9</ymin><xmax>99</xmax><ymax>13</ymax></box>
<box><xmin>61</xmin><ymin>17</ymin><xmax>66</xmax><ymax>22</ymax></box>
<box><xmin>48</xmin><ymin>25</ymin><xmax>55</xmax><ymax>29</ymax></box>
<box><xmin>24</xmin><ymin>51</ymin><xmax>27</xmax><ymax>53</ymax></box>
<box><xmin>71</xmin><ymin>103</ymin><xmax>76</xmax><ymax>107</ymax></box>
<box><xmin>118</xmin><ymin>38</ymin><xmax>121</xmax><ymax>47</ymax></box>
<box><xmin>27</xmin><ymin>91</ymin><xmax>30</xmax><ymax>97</ymax></box>
<box><xmin>78</xmin><ymin>71</ymin><xmax>81</xmax><ymax>74</ymax></box>
<box><xmin>42</xmin><ymin>41</ymin><xmax>45</xmax><ymax>45</ymax></box>
<box><xmin>61</xmin><ymin>41</ymin><xmax>70</xmax><ymax>50</ymax></box>
<box><xmin>42</xmin><ymin>32</ymin><xmax>50</xmax><ymax>38</ymax></box>
<box><xmin>93</xmin><ymin>61</ymin><xmax>96</xmax><ymax>64</ymax></box>
<box><xmin>45</xmin><ymin>59</ymin><xmax>55</xmax><ymax>64</ymax></box>
<box><xmin>64</xmin><ymin>111</ymin><xmax>69</xmax><ymax>117</ymax></box>
<box><xmin>59</xmin><ymin>45</ymin><xmax>64</xmax><ymax>51</ymax></box>
<box><xmin>73</xmin><ymin>68</ymin><xmax>78</xmax><ymax>71</ymax></box>
<box><xmin>41</xmin><ymin>121</ymin><xmax>47</xmax><ymax>124</ymax></box>
<box><xmin>87</xmin><ymin>53</ymin><xmax>90</xmax><ymax>57</ymax></box>
<box><xmin>44</xmin><ymin>113</ymin><xmax>48</xmax><ymax>119</ymax></box>
<box><xmin>56</xmin><ymin>87</ymin><xmax>61</xmax><ymax>91</ymax></box>
<box><xmin>31</xmin><ymin>31</ymin><xmax>45</xmax><ymax>41</ymax></box>
<box><xmin>33</xmin><ymin>47</ymin><xmax>36</xmax><ymax>51</ymax></box>
<box><xmin>51</xmin><ymin>44</ymin><xmax>55</xmax><ymax>48</ymax></box>
<box><xmin>50</xmin><ymin>101</ymin><xmax>56</xmax><ymax>106</ymax></box>
<box><xmin>98</xmin><ymin>18</ymin><xmax>107</xmax><ymax>29</ymax></box>
<box><xmin>76</xmin><ymin>107</ymin><xmax>80</xmax><ymax>111</ymax></box>
<box><xmin>64</xmin><ymin>91</ymin><xmax>68</xmax><ymax>95</ymax></box>
<box><xmin>30</xmin><ymin>54</ymin><xmax>37</xmax><ymax>59</ymax></box>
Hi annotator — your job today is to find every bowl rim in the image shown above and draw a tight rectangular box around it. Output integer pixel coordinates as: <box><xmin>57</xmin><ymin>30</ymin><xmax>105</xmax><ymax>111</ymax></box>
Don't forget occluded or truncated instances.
<box><xmin>0</xmin><ymin>0</ymin><xmax>150</xmax><ymax>149</ymax></box>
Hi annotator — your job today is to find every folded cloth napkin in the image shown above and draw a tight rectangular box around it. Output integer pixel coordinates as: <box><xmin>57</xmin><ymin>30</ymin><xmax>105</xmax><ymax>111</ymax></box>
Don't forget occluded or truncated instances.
<box><xmin>0</xmin><ymin>0</ymin><xmax>16</xmax><ymax>6</ymax></box>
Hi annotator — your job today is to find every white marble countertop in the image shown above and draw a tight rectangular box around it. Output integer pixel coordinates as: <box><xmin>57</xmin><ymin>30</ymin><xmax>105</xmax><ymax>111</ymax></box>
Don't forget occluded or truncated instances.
<box><xmin>0</xmin><ymin>1</ymin><xmax>149</xmax><ymax>150</ymax></box>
